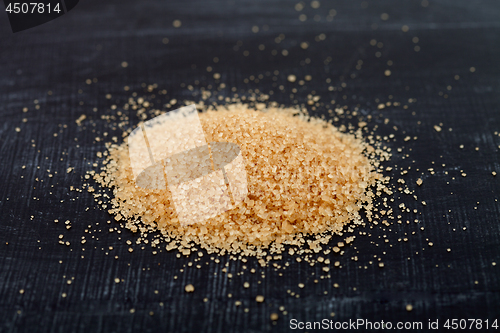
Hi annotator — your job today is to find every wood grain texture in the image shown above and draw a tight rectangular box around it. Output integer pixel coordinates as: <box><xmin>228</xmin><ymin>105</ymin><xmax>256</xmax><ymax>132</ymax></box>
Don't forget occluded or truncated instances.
<box><xmin>0</xmin><ymin>0</ymin><xmax>499</xmax><ymax>332</ymax></box>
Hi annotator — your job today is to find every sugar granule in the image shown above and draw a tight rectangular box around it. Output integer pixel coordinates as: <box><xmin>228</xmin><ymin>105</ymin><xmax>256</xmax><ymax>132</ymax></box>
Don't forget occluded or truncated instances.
<box><xmin>94</xmin><ymin>103</ymin><xmax>391</xmax><ymax>256</ymax></box>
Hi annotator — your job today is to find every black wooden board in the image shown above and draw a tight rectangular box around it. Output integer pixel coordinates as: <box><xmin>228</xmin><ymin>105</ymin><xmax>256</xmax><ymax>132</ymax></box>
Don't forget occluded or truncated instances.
<box><xmin>1</xmin><ymin>0</ymin><xmax>500</xmax><ymax>332</ymax></box>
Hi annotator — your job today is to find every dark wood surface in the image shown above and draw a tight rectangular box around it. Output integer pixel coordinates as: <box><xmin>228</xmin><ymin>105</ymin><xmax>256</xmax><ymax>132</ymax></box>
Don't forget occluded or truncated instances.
<box><xmin>1</xmin><ymin>0</ymin><xmax>499</xmax><ymax>332</ymax></box>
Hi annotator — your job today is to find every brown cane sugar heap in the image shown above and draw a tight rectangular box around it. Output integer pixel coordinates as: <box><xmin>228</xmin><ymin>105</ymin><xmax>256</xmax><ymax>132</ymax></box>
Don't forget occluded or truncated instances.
<box><xmin>95</xmin><ymin>103</ymin><xmax>392</xmax><ymax>256</ymax></box>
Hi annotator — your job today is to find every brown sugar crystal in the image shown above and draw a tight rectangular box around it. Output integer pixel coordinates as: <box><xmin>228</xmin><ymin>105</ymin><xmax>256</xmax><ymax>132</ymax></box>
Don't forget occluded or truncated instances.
<box><xmin>95</xmin><ymin>103</ymin><xmax>391</xmax><ymax>256</ymax></box>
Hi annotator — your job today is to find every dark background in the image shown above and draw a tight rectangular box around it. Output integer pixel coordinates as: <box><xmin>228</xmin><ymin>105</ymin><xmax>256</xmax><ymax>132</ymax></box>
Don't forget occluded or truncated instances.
<box><xmin>1</xmin><ymin>0</ymin><xmax>500</xmax><ymax>332</ymax></box>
